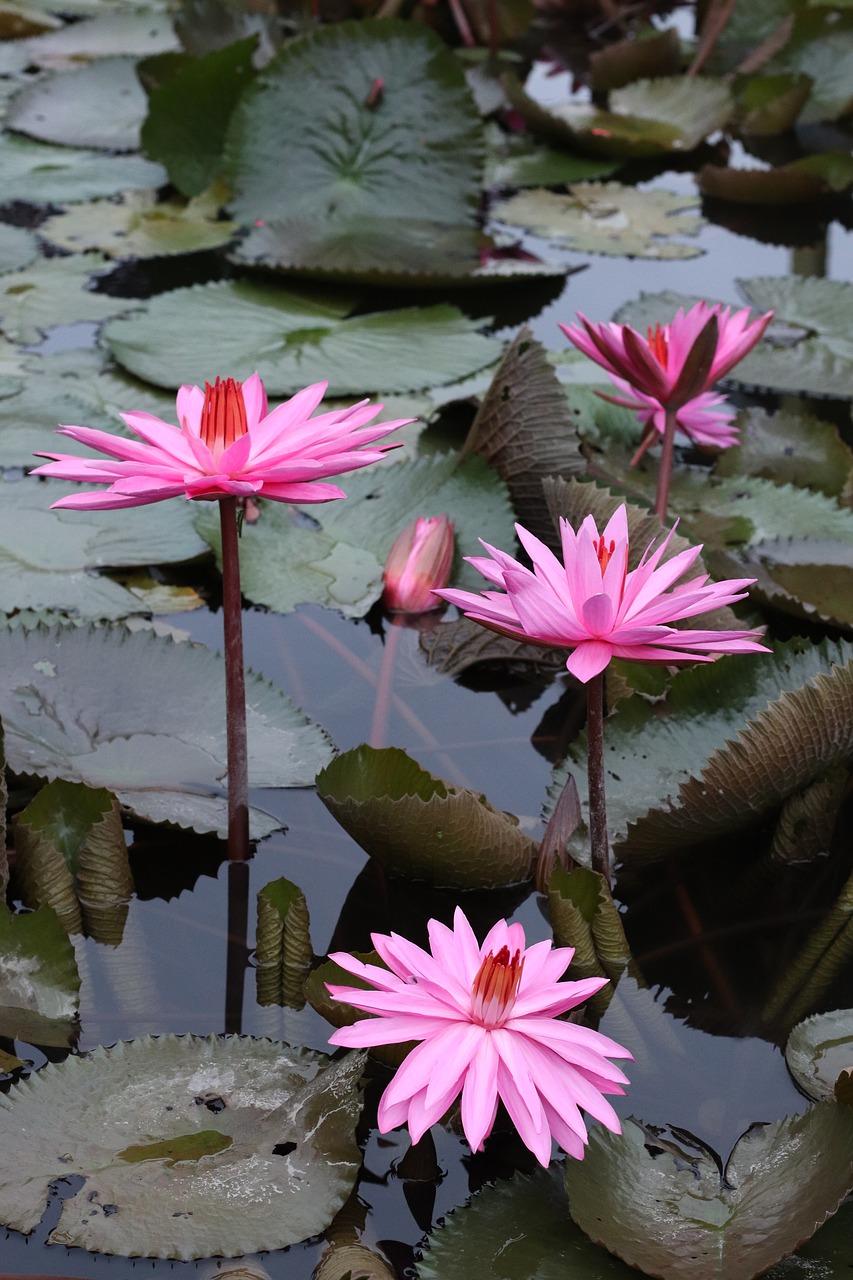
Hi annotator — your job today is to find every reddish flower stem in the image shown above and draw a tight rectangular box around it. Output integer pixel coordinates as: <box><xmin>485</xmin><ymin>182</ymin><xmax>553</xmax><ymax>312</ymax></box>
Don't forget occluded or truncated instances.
<box><xmin>225</xmin><ymin>860</ymin><xmax>250</xmax><ymax>1034</ymax></box>
<box><xmin>655</xmin><ymin>406</ymin><xmax>678</xmax><ymax>523</ymax></box>
<box><xmin>369</xmin><ymin>619</ymin><xmax>402</xmax><ymax>748</ymax></box>
<box><xmin>586</xmin><ymin>672</ymin><xmax>610</xmax><ymax>884</ymax></box>
<box><xmin>219</xmin><ymin>496</ymin><xmax>250</xmax><ymax>863</ymax></box>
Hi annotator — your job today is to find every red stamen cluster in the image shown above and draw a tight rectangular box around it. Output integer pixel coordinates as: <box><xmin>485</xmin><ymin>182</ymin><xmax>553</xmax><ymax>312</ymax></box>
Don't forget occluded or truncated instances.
<box><xmin>200</xmin><ymin>377</ymin><xmax>248</xmax><ymax>456</ymax></box>
<box><xmin>647</xmin><ymin>324</ymin><xmax>668</xmax><ymax>367</ymax></box>
<box><xmin>471</xmin><ymin>945</ymin><xmax>524</xmax><ymax>1028</ymax></box>
<box><xmin>595</xmin><ymin>536</ymin><xmax>616</xmax><ymax>574</ymax></box>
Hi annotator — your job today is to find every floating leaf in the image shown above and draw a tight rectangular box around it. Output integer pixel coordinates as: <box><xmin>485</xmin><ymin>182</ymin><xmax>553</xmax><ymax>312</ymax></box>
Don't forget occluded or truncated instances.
<box><xmin>589</xmin><ymin>27</ymin><xmax>682</xmax><ymax>92</ymax></box>
<box><xmin>484</xmin><ymin>124</ymin><xmax>619</xmax><ymax>188</ymax></box>
<box><xmin>0</xmin><ymin>902</ymin><xmax>80</xmax><ymax>1047</ymax></box>
<box><xmin>766</xmin><ymin>8</ymin><xmax>853</xmax><ymax>122</ymax></box>
<box><xmin>255</xmin><ymin>878</ymin><xmax>313</xmax><ymax>1009</ymax></box>
<box><xmin>748</xmin><ymin>547</ymin><xmax>853</xmax><ymax>629</ymax></box>
<box><xmin>698</xmin><ymin>153</ymin><xmax>853</xmax><ymax>204</ymax></box>
<box><xmin>0</xmin><ymin>1035</ymin><xmax>365</xmax><ymax>1257</ymax></box>
<box><xmin>13</xmin><ymin>778</ymin><xmax>132</xmax><ymax>943</ymax></box>
<box><xmin>0</xmin><ymin>133</ymin><xmax>166</xmax><ymax>204</ymax></box>
<box><xmin>0</xmin><ymin>254</ymin><xmax>134</xmax><ymax>345</ymax></box>
<box><xmin>419</xmin><ymin>613</ymin><xmax>563</xmax><ymax>678</ymax></box>
<box><xmin>0</xmin><ymin>223</ymin><xmax>38</xmax><ymax>274</ymax></box>
<box><xmin>0</xmin><ymin>477</ymin><xmax>206</xmax><ymax>619</ymax></box>
<box><xmin>316</xmin><ymin>745</ymin><xmax>536</xmax><ymax>888</ymax></box>
<box><xmin>565</xmin><ymin>1108</ymin><xmax>853</xmax><ymax>1279</ymax></box>
<box><xmin>715</xmin><ymin>405</ymin><xmax>853</xmax><ymax>497</ymax></box>
<box><xmin>493</xmin><ymin>183</ymin><xmax>704</xmax><ymax>259</ymax></box>
<box><xmin>0</xmin><ymin>623</ymin><xmax>334</xmax><ymax>838</ymax></box>
<box><xmin>786</xmin><ymin>1010</ymin><xmax>853</xmax><ymax>1103</ymax></box>
<box><xmin>26</xmin><ymin>9</ymin><xmax>180</xmax><ymax>67</ymax></box>
<box><xmin>462</xmin><ymin>327</ymin><xmax>585</xmax><ymax>545</ymax></box>
<box><xmin>417</xmin><ymin>1166</ymin><xmax>634</xmax><ymax>1280</ymax></box>
<box><xmin>6</xmin><ymin>57</ymin><xmax>148</xmax><ymax>150</ymax></box>
<box><xmin>315</xmin><ymin>1240</ymin><xmax>397</xmax><ymax>1280</ymax></box>
<box><xmin>224</xmin><ymin>20</ymin><xmax>484</xmax><ymax>279</ymax></box>
<box><xmin>194</xmin><ymin>453</ymin><xmax>514</xmax><ymax>617</ymax></box>
<box><xmin>555</xmin><ymin>637</ymin><xmax>853</xmax><ymax>864</ymax></box>
<box><xmin>735</xmin><ymin>73</ymin><xmax>812</xmax><ymax>135</ymax></box>
<box><xmin>104</xmin><ymin>279</ymin><xmax>500</xmax><ymax>395</ymax></box>
<box><xmin>41</xmin><ymin>183</ymin><xmax>238</xmax><ymax>259</ymax></box>
<box><xmin>141</xmin><ymin>37</ymin><xmax>257</xmax><ymax>197</ymax></box>
<box><xmin>769</xmin><ymin>769</ymin><xmax>847</xmax><ymax>864</ymax></box>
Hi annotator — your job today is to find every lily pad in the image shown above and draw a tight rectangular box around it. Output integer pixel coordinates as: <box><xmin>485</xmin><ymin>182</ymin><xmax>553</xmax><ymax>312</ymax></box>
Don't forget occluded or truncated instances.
<box><xmin>484</xmin><ymin>124</ymin><xmax>619</xmax><ymax>188</ymax></box>
<box><xmin>0</xmin><ymin>254</ymin><xmax>136</xmax><ymax>345</ymax></box>
<box><xmin>223</xmin><ymin>20</ymin><xmax>484</xmax><ymax>279</ymax></box>
<box><xmin>565</xmin><ymin>1107</ymin><xmax>853</xmax><ymax>1279</ymax></box>
<box><xmin>0</xmin><ymin>133</ymin><xmax>166</xmax><ymax>204</ymax></box>
<box><xmin>6</xmin><ymin>57</ymin><xmax>148</xmax><ymax>150</ymax></box>
<box><xmin>26</xmin><ymin>9</ymin><xmax>180</xmax><ymax>67</ymax></box>
<box><xmin>697</xmin><ymin>154</ymin><xmax>853</xmax><ymax>204</ymax></box>
<box><xmin>785</xmin><ymin>1010</ymin><xmax>853</xmax><ymax>1103</ymax></box>
<box><xmin>193</xmin><ymin>452</ymin><xmax>514</xmax><ymax>617</ymax></box>
<box><xmin>0</xmin><ymin>1035</ymin><xmax>364</xmax><ymax>1257</ymax></box>
<box><xmin>255</xmin><ymin>878</ymin><xmax>312</xmax><ymax>1009</ymax></box>
<box><xmin>41</xmin><ymin>184</ymin><xmax>238</xmax><ymax>259</ymax></box>
<box><xmin>103</xmin><ymin>279</ymin><xmax>501</xmax><ymax>395</ymax></box>
<box><xmin>417</xmin><ymin>1166</ymin><xmax>635</xmax><ymax>1279</ymax></box>
<box><xmin>0</xmin><ymin>477</ymin><xmax>207</xmax><ymax>619</ymax></box>
<box><xmin>715</xmin><ymin>406</ymin><xmax>853</xmax><ymax>497</ymax></box>
<box><xmin>0</xmin><ymin>622</ymin><xmax>334</xmax><ymax>838</ymax></box>
<box><xmin>766</xmin><ymin>8</ymin><xmax>853</xmax><ymax>122</ymax></box>
<box><xmin>0</xmin><ymin>223</ymin><xmax>39</xmax><ymax>274</ymax></box>
<box><xmin>493</xmin><ymin>182</ymin><xmax>704</xmax><ymax>259</ymax></box>
<box><xmin>316</xmin><ymin>745</ymin><xmax>536</xmax><ymax>888</ymax></box>
<box><xmin>0</xmin><ymin>902</ymin><xmax>80</xmax><ymax>1047</ymax></box>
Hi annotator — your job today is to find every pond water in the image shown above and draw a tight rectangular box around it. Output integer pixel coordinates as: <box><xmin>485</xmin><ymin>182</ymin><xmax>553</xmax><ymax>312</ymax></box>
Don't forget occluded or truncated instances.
<box><xmin>2</xmin><ymin>5</ymin><xmax>853</xmax><ymax>1278</ymax></box>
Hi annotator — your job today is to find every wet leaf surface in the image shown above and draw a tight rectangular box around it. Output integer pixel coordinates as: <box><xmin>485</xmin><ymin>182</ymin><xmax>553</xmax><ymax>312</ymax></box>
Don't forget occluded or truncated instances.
<box><xmin>6</xmin><ymin>56</ymin><xmax>149</xmax><ymax>149</ymax></box>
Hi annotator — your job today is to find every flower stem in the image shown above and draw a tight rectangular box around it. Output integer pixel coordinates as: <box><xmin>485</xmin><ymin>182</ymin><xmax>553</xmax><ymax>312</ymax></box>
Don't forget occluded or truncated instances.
<box><xmin>586</xmin><ymin>672</ymin><xmax>610</xmax><ymax>884</ymax></box>
<box><xmin>219</xmin><ymin>496</ymin><xmax>250</xmax><ymax>863</ymax></box>
<box><xmin>655</xmin><ymin>407</ymin><xmax>678</xmax><ymax>523</ymax></box>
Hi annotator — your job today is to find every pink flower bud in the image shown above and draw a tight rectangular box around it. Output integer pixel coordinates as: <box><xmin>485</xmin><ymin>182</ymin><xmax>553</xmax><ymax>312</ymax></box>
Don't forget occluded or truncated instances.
<box><xmin>382</xmin><ymin>515</ymin><xmax>454</xmax><ymax>614</ymax></box>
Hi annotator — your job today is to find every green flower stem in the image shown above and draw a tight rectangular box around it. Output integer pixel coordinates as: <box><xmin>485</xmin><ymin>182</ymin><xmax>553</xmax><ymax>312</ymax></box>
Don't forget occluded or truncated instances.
<box><xmin>586</xmin><ymin>672</ymin><xmax>610</xmax><ymax>884</ymax></box>
<box><xmin>219</xmin><ymin>496</ymin><xmax>250</xmax><ymax>863</ymax></box>
<box><xmin>655</xmin><ymin>406</ymin><xmax>678</xmax><ymax>523</ymax></box>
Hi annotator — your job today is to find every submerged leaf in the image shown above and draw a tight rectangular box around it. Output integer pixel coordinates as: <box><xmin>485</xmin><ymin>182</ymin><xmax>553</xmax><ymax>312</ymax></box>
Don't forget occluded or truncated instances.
<box><xmin>0</xmin><ymin>902</ymin><xmax>80</xmax><ymax>1047</ymax></box>
<box><xmin>565</xmin><ymin>1108</ymin><xmax>853</xmax><ymax>1279</ymax></box>
<box><xmin>0</xmin><ymin>1035</ymin><xmax>365</xmax><ymax>1257</ymax></box>
<box><xmin>316</xmin><ymin>745</ymin><xmax>536</xmax><ymax>888</ymax></box>
<box><xmin>0</xmin><ymin>623</ymin><xmax>334</xmax><ymax>838</ymax></box>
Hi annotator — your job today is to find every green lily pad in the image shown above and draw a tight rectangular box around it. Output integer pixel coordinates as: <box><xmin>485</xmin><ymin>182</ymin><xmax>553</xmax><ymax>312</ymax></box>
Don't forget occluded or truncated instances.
<box><xmin>766</xmin><ymin>8</ymin><xmax>853</xmax><ymax>122</ymax></box>
<box><xmin>0</xmin><ymin>622</ymin><xmax>334</xmax><ymax>838</ymax></box>
<box><xmin>41</xmin><ymin>183</ymin><xmax>238</xmax><ymax>259</ymax></box>
<box><xmin>785</xmin><ymin>1011</ymin><xmax>853</xmax><ymax>1103</ymax></box>
<box><xmin>223</xmin><ymin>20</ymin><xmax>484</xmax><ymax>279</ymax></box>
<box><xmin>715</xmin><ymin>406</ymin><xmax>853</xmax><ymax>497</ymax></box>
<box><xmin>0</xmin><ymin>133</ymin><xmax>166</xmax><ymax>204</ymax></box>
<box><xmin>417</xmin><ymin>1166</ymin><xmax>635</xmax><ymax>1279</ymax></box>
<box><xmin>565</xmin><ymin>1107</ymin><xmax>853</xmax><ymax>1279</ymax></box>
<box><xmin>0</xmin><ymin>223</ymin><xmax>38</xmax><ymax>274</ymax></box>
<box><xmin>697</xmin><ymin>154</ymin><xmax>853</xmax><ymax>204</ymax></box>
<box><xmin>26</xmin><ymin>9</ymin><xmax>179</xmax><ymax>67</ymax></box>
<box><xmin>750</xmin><ymin>551</ymin><xmax>853</xmax><ymax>629</ymax></box>
<box><xmin>103</xmin><ymin>279</ymin><xmax>501</xmax><ymax>395</ymax></box>
<box><xmin>193</xmin><ymin>452</ymin><xmax>514</xmax><ymax>617</ymax></box>
<box><xmin>493</xmin><ymin>182</ymin><xmax>704</xmax><ymax>259</ymax></box>
<box><xmin>0</xmin><ymin>1035</ymin><xmax>364</xmax><ymax>1257</ymax></box>
<box><xmin>0</xmin><ymin>254</ymin><xmax>137</xmax><ymax>345</ymax></box>
<box><xmin>0</xmin><ymin>477</ymin><xmax>206</xmax><ymax>619</ymax></box>
<box><xmin>316</xmin><ymin>745</ymin><xmax>536</xmax><ymax>888</ymax></box>
<box><xmin>484</xmin><ymin>123</ymin><xmax>619</xmax><ymax>188</ymax></box>
<box><xmin>140</xmin><ymin>36</ymin><xmax>256</xmax><ymax>198</ymax></box>
<box><xmin>0</xmin><ymin>902</ymin><xmax>80</xmax><ymax>1047</ymax></box>
<box><xmin>735</xmin><ymin>73</ymin><xmax>812</xmax><ymax>135</ymax></box>
<box><xmin>6</xmin><ymin>57</ymin><xmax>148</xmax><ymax>150</ymax></box>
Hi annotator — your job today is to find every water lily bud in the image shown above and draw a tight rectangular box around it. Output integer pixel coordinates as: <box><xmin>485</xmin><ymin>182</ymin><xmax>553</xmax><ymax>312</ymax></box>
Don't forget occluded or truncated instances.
<box><xmin>382</xmin><ymin>515</ymin><xmax>454</xmax><ymax>614</ymax></box>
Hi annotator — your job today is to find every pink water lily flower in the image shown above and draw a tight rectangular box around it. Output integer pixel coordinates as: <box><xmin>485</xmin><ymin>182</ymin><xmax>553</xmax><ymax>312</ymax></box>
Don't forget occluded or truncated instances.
<box><xmin>327</xmin><ymin>907</ymin><xmax>631</xmax><ymax>1166</ymax></box>
<box><xmin>560</xmin><ymin>301</ymin><xmax>772</xmax><ymax>459</ymax></box>
<box><xmin>434</xmin><ymin>504</ymin><xmax>769</xmax><ymax>684</ymax></box>
<box><xmin>382</xmin><ymin>515</ymin><xmax>455</xmax><ymax>614</ymax></box>
<box><xmin>31</xmin><ymin>373</ymin><xmax>409</xmax><ymax>510</ymax></box>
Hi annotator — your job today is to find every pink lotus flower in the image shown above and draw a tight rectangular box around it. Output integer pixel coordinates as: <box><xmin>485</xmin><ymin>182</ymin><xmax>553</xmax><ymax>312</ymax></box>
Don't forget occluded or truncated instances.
<box><xmin>434</xmin><ymin>504</ymin><xmax>769</xmax><ymax>684</ymax></box>
<box><xmin>382</xmin><ymin>515</ymin><xmax>455</xmax><ymax>614</ymax></box>
<box><xmin>31</xmin><ymin>373</ymin><xmax>410</xmax><ymax>510</ymax></box>
<box><xmin>560</xmin><ymin>301</ymin><xmax>772</xmax><ymax>458</ymax></box>
<box><xmin>327</xmin><ymin>907</ymin><xmax>631</xmax><ymax>1165</ymax></box>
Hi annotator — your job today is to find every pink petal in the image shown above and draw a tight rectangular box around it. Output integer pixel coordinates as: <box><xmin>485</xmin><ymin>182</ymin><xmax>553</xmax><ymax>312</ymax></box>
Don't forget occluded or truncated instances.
<box><xmin>565</xmin><ymin>640</ymin><xmax>614</xmax><ymax>683</ymax></box>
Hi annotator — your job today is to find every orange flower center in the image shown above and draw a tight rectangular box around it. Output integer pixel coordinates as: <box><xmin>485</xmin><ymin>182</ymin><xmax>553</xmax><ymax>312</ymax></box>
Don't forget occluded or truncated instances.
<box><xmin>647</xmin><ymin>324</ymin><xmax>668</xmax><ymax>368</ymax></box>
<box><xmin>471</xmin><ymin>945</ymin><xmax>524</xmax><ymax>1028</ymax></box>
<box><xmin>200</xmin><ymin>377</ymin><xmax>248</xmax><ymax>459</ymax></box>
<box><xmin>595</xmin><ymin>536</ymin><xmax>616</xmax><ymax>574</ymax></box>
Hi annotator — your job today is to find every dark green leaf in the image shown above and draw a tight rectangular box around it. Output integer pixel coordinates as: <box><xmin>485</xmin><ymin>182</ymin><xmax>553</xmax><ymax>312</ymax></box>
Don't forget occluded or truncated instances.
<box><xmin>255</xmin><ymin>878</ymin><xmax>313</xmax><ymax>1009</ymax></box>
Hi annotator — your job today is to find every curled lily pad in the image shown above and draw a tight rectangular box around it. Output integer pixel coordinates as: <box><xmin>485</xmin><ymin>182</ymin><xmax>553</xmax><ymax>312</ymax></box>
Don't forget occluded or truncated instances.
<box><xmin>316</xmin><ymin>745</ymin><xmax>537</xmax><ymax>888</ymax></box>
<box><xmin>0</xmin><ymin>902</ymin><xmax>80</xmax><ymax>1047</ymax></box>
<box><xmin>786</xmin><ymin>1010</ymin><xmax>853</xmax><ymax>1103</ymax></box>
<box><xmin>255</xmin><ymin>878</ymin><xmax>312</xmax><ymax>1010</ymax></box>
<box><xmin>0</xmin><ymin>1035</ymin><xmax>365</xmax><ymax>1257</ymax></box>
<box><xmin>697</xmin><ymin>155</ymin><xmax>853</xmax><ymax>204</ymax></box>
<box><xmin>565</xmin><ymin>1108</ymin><xmax>853</xmax><ymax>1279</ymax></box>
<box><xmin>0</xmin><ymin>622</ymin><xmax>334</xmax><ymax>838</ymax></box>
